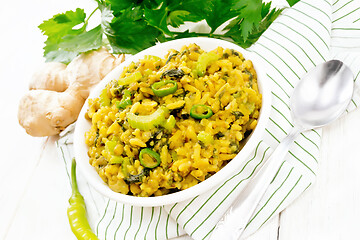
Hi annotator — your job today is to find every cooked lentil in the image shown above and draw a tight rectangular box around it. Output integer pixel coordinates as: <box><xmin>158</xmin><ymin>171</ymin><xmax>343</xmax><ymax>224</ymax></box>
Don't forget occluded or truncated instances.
<box><xmin>85</xmin><ymin>44</ymin><xmax>262</xmax><ymax>197</ymax></box>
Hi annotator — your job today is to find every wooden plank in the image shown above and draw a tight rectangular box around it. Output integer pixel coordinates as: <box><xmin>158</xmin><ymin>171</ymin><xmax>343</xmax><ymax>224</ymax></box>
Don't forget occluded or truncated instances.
<box><xmin>0</xmin><ymin>0</ymin><xmax>97</xmax><ymax>237</ymax></box>
<box><xmin>278</xmin><ymin>109</ymin><xmax>360</xmax><ymax>239</ymax></box>
<box><xmin>245</xmin><ymin>215</ymin><xmax>279</xmax><ymax>240</ymax></box>
<box><xmin>168</xmin><ymin>214</ymin><xmax>279</xmax><ymax>239</ymax></box>
<box><xmin>0</xmin><ymin>137</ymin><xmax>44</xmax><ymax>239</ymax></box>
<box><xmin>0</xmin><ymin>1</ymin><xmax>47</xmax><ymax>237</ymax></box>
<box><xmin>5</xmin><ymin>137</ymin><xmax>76</xmax><ymax>240</ymax></box>
<box><xmin>168</xmin><ymin>215</ymin><xmax>279</xmax><ymax>240</ymax></box>
<box><xmin>0</xmin><ymin>0</ymin><xmax>329</xmax><ymax>239</ymax></box>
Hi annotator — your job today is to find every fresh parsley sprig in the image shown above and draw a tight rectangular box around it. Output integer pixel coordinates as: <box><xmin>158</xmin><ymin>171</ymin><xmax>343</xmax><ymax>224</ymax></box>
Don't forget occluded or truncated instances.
<box><xmin>39</xmin><ymin>0</ymin><xmax>299</xmax><ymax>63</ymax></box>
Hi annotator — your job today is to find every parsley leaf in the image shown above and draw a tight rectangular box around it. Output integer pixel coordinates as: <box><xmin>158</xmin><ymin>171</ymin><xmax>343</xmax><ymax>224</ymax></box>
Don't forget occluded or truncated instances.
<box><xmin>224</xmin><ymin>3</ymin><xmax>283</xmax><ymax>48</ymax></box>
<box><xmin>43</xmin><ymin>49</ymin><xmax>79</xmax><ymax>64</ymax></box>
<box><xmin>233</xmin><ymin>0</ymin><xmax>263</xmax><ymax>40</ymax></box>
<box><xmin>39</xmin><ymin>8</ymin><xmax>102</xmax><ymax>63</ymax></box>
<box><xmin>175</xmin><ymin>0</ymin><xmax>212</xmax><ymax>23</ymax></box>
<box><xmin>104</xmin><ymin>0</ymin><xmax>134</xmax><ymax>13</ymax></box>
<box><xmin>286</xmin><ymin>0</ymin><xmax>301</xmax><ymax>7</ymax></box>
<box><xmin>204</xmin><ymin>0</ymin><xmax>240</xmax><ymax>33</ymax></box>
<box><xmin>59</xmin><ymin>25</ymin><xmax>103</xmax><ymax>53</ymax></box>
<box><xmin>39</xmin><ymin>8</ymin><xmax>86</xmax><ymax>43</ymax></box>
<box><xmin>167</xmin><ymin>10</ymin><xmax>190</xmax><ymax>28</ymax></box>
<box><xmin>102</xmin><ymin>5</ymin><xmax>161</xmax><ymax>54</ymax></box>
<box><xmin>144</xmin><ymin>2</ymin><xmax>173</xmax><ymax>36</ymax></box>
<box><xmin>39</xmin><ymin>0</ymin><xmax>288</xmax><ymax>63</ymax></box>
<box><xmin>143</xmin><ymin>0</ymin><xmax>208</xmax><ymax>36</ymax></box>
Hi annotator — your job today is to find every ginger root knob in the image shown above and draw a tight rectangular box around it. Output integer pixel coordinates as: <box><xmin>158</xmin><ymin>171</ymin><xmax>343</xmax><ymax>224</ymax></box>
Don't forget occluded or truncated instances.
<box><xmin>18</xmin><ymin>48</ymin><xmax>125</xmax><ymax>137</ymax></box>
<box><xmin>18</xmin><ymin>88</ymin><xmax>84</xmax><ymax>136</ymax></box>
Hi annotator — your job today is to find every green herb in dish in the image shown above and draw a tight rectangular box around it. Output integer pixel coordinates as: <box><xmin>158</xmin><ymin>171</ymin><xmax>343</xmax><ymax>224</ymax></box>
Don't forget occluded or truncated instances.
<box><xmin>125</xmin><ymin>169</ymin><xmax>150</xmax><ymax>183</ymax></box>
<box><xmin>116</xmin><ymin>90</ymin><xmax>132</xmax><ymax>109</ymax></box>
<box><xmin>160</xmin><ymin>69</ymin><xmax>185</xmax><ymax>80</ymax></box>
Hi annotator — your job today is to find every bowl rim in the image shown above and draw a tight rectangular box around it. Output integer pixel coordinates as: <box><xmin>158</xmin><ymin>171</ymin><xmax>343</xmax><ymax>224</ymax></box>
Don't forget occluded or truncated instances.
<box><xmin>74</xmin><ymin>37</ymin><xmax>271</xmax><ymax>207</ymax></box>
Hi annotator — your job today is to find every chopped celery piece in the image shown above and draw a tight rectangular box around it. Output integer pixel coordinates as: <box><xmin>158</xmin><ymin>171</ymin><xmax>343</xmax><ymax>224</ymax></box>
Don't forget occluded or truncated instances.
<box><xmin>126</xmin><ymin>106</ymin><xmax>168</xmax><ymax>131</ymax></box>
<box><xmin>144</xmin><ymin>69</ymin><xmax>153</xmax><ymax>76</ymax></box>
<box><xmin>105</xmin><ymin>140</ymin><xmax>123</xmax><ymax>164</ymax></box>
<box><xmin>121</xmin><ymin>157</ymin><xmax>131</xmax><ymax>177</ymax></box>
<box><xmin>118</xmin><ymin>71</ymin><xmax>142</xmax><ymax>86</ymax></box>
<box><xmin>116</xmin><ymin>90</ymin><xmax>132</xmax><ymax>109</ymax></box>
<box><xmin>109</xmin><ymin>156</ymin><xmax>124</xmax><ymax>164</ymax></box>
<box><xmin>116</xmin><ymin>99</ymin><xmax>132</xmax><ymax>109</ymax></box>
<box><xmin>163</xmin><ymin>115</ymin><xmax>176</xmax><ymax>131</ymax></box>
<box><xmin>197</xmin><ymin>131</ymin><xmax>214</xmax><ymax>144</ymax></box>
<box><xmin>246</xmin><ymin>102</ymin><xmax>256</xmax><ymax>114</ymax></box>
<box><xmin>171</xmin><ymin>151</ymin><xmax>178</xmax><ymax>161</ymax></box>
<box><xmin>144</xmin><ymin>55</ymin><xmax>162</xmax><ymax>61</ymax></box>
<box><xmin>105</xmin><ymin>140</ymin><xmax>117</xmax><ymax>153</ymax></box>
<box><xmin>99</xmin><ymin>88</ymin><xmax>110</xmax><ymax>107</ymax></box>
<box><xmin>194</xmin><ymin>52</ymin><xmax>219</xmax><ymax>77</ymax></box>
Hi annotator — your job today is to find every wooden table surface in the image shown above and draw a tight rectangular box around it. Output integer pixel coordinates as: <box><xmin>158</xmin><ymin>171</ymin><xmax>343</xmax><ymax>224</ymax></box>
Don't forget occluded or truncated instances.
<box><xmin>2</xmin><ymin>0</ymin><xmax>360</xmax><ymax>239</ymax></box>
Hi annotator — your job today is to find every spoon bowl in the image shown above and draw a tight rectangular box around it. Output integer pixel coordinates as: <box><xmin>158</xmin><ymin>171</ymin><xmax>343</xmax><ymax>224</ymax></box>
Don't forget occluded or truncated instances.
<box><xmin>291</xmin><ymin>60</ymin><xmax>354</xmax><ymax>129</ymax></box>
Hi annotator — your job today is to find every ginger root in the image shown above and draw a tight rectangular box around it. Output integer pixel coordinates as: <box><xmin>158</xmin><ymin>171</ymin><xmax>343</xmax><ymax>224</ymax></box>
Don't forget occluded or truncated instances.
<box><xmin>28</xmin><ymin>62</ymin><xmax>68</xmax><ymax>92</ymax></box>
<box><xmin>18</xmin><ymin>48</ymin><xmax>125</xmax><ymax>137</ymax></box>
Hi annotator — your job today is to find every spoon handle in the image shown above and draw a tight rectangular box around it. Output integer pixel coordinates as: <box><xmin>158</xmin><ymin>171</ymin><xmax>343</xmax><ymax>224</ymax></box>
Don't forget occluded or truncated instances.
<box><xmin>209</xmin><ymin>127</ymin><xmax>302</xmax><ymax>240</ymax></box>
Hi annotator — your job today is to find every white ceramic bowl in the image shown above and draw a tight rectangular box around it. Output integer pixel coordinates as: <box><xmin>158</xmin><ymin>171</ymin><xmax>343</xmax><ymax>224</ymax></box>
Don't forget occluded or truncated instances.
<box><xmin>74</xmin><ymin>37</ymin><xmax>271</xmax><ymax>207</ymax></box>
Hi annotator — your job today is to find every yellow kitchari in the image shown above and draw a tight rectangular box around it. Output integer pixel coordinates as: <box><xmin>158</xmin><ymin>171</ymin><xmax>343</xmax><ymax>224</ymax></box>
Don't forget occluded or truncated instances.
<box><xmin>85</xmin><ymin>44</ymin><xmax>262</xmax><ymax>197</ymax></box>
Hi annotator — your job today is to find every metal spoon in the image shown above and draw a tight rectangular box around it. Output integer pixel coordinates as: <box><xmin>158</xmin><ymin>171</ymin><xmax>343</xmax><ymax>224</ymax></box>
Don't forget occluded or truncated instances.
<box><xmin>209</xmin><ymin>60</ymin><xmax>354</xmax><ymax>240</ymax></box>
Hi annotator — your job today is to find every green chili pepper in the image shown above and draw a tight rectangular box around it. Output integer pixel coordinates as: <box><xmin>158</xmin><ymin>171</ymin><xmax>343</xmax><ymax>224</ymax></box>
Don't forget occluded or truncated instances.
<box><xmin>126</xmin><ymin>106</ymin><xmax>168</xmax><ymax>131</ymax></box>
<box><xmin>190</xmin><ymin>104</ymin><xmax>213</xmax><ymax>119</ymax></box>
<box><xmin>151</xmin><ymin>80</ymin><xmax>178</xmax><ymax>97</ymax></box>
<box><xmin>67</xmin><ymin>159</ymin><xmax>99</xmax><ymax>240</ymax></box>
<box><xmin>139</xmin><ymin>148</ymin><xmax>161</xmax><ymax>169</ymax></box>
<box><xmin>116</xmin><ymin>90</ymin><xmax>132</xmax><ymax>109</ymax></box>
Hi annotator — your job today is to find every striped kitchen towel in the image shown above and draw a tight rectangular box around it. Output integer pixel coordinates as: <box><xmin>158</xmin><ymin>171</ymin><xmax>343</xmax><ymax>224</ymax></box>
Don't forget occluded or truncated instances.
<box><xmin>57</xmin><ymin>0</ymin><xmax>360</xmax><ymax>239</ymax></box>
